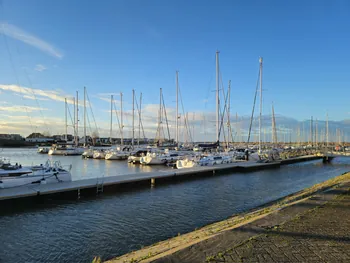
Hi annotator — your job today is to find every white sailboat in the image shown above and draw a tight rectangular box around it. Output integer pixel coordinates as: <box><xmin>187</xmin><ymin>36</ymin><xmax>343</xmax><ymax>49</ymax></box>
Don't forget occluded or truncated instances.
<box><xmin>82</xmin><ymin>148</ymin><xmax>94</xmax><ymax>158</ymax></box>
<box><xmin>48</xmin><ymin>144</ymin><xmax>84</xmax><ymax>155</ymax></box>
<box><xmin>127</xmin><ymin>149</ymin><xmax>148</xmax><ymax>164</ymax></box>
<box><xmin>92</xmin><ymin>149</ymin><xmax>107</xmax><ymax>159</ymax></box>
<box><xmin>37</xmin><ymin>147</ymin><xmax>49</xmax><ymax>154</ymax></box>
<box><xmin>105</xmin><ymin>146</ymin><xmax>132</xmax><ymax>160</ymax></box>
<box><xmin>140</xmin><ymin>151</ymin><xmax>183</xmax><ymax>165</ymax></box>
<box><xmin>0</xmin><ymin>160</ymin><xmax>72</xmax><ymax>189</ymax></box>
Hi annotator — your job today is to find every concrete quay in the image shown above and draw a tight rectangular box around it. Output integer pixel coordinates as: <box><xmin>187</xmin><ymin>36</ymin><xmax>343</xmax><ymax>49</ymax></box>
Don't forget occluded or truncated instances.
<box><xmin>109</xmin><ymin>172</ymin><xmax>350</xmax><ymax>263</ymax></box>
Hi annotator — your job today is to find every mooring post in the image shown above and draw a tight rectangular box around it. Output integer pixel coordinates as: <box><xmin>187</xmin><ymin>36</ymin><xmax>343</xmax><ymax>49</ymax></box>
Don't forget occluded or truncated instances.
<box><xmin>77</xmin><ymin>188</ymin><xmax>80</xmax><ymax>200</ymax></box>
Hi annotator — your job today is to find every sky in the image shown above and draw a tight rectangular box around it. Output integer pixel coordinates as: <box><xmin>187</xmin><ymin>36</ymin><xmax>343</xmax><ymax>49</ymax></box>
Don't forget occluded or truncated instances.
<box><xmin>0</xmin><ymin>0</ymin><xmax>349</xmax><ymax>141</ymax></box>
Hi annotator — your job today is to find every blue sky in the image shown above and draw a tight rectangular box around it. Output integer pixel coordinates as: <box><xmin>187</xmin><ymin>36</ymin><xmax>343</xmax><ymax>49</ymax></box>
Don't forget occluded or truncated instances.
<box><xmin>0</xmin><ymin>0</ymin><xmax>349</xmax><ymax>140</ymax></box>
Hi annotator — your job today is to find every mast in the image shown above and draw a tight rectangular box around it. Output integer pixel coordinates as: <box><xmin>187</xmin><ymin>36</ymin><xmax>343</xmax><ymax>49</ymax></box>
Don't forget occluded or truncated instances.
<box><xmin>215</xmin><ymin>51</ymin><xmax>220</xmax><ymax>143</ymax></box>
<box><xmin>157</xmin><ymin>88</ymin><xmax>163</xmax><ymax>144</ymax></box>
<box><xmin>185</xmin><ymin>112</ymin><xmax>189</xmax><ymax>144</ymax></box>
<box><xmin>120</xmin><ymin>92</ymin><xmax>123</xmax><ymax>146</ymax></box>
<box><xmin>326</xmin><ymin>113</ymin><xmax>329</xmax><ymax>151</ymax></box>
<box><xmin>65</xmin><ymin>98</ymin><xmax>67</xmax><ymax>142</ymax></box>
<box><xmin>272</xmin><ymin>103</ymin><xmax>277</xmax><ymax>146</ymax></box>
<box><xmin>138</xmin><ymin>92</ymin><xmax>142</xmax><ymax>146</ymax></box>
<box><xmin>176</xmin><ymin>71</ymin><xmax>179</xmax><ymax>147</ymax></box>
<box><xmin>73</xmin><ymin>96</ymin><xmax>76</xmax><ymax>145</ymax></box>
<box><xmin>110</xmin><ymin>95</ymin><xmax>113</xmax><ymax>144</ymax></box>
<box><xmin>227</xmin><ymin>80</ymin><xmax>231</xmax><ymax>147</ymax></box>
<box><xmin>192</xmin><ymin>112</ymin><xmax>195</xmax><ymax>143</ymax></box>
<box><xmin>84</xmin><ymin>87</ymin><xmax>86</xmax><ymax>146</ymax></box>
<box><xmin>76</xmin><ymin>91</ymin><xmax>79</xmax><ymax>147</ymax></box>
<box><xmin>310</xmin><ymin>116</ymin><xmax>313</xmax><ymax>146</ymax></box>
<box><xmin>315</xmin><ymin>118</ymin><xmax>318</xmax><ymax>148</ymax></box>
<box><xmin>236</xmin><ymin>112</ymin><xmax>239</xmax><ymax>143</ymax></box>
<box><xmin>259</xmin><ymin>57</ymin><xmax>263</xmax><ymax>153</ymax></box>
<box><xmin>132</xmin><ymin>89</ymin><xmax>135</xmax><ymax>147</ymax></box>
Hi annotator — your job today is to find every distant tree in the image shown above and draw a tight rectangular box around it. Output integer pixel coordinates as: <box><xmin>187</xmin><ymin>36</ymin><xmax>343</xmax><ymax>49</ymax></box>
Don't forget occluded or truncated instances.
<box><xmin>27</xmin><ymin>132</ymin><xmax>44</xmax><ymax>138</ymax></box>
<box><xmin>42</xmin><ymin>131</ymin><xmax>51</xmax><ymax>137</ymax></box>
<box><xmin>91</xmin><ymin>130</ymin><xmax>99</xmax><ymax>138</ymax></box>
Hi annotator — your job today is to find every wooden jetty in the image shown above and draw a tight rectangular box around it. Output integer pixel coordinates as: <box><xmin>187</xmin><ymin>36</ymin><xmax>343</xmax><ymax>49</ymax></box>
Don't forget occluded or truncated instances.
<box><xmin>0</xmin><ymin>155</ymin><xmax>323</xmax><ymax>202</ymax></box>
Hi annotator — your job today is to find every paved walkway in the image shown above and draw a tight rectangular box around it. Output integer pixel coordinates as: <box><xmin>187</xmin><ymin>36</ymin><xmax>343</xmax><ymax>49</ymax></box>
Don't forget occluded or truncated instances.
<box><xmin>151</xmin><ymin>183</ymin><xmax>350</xmax><ymax>263</ymax></box>
<box><xmin>207</xmin><ymin>188</ymin><xmax>350</xmax><ymax>262</ymax></box>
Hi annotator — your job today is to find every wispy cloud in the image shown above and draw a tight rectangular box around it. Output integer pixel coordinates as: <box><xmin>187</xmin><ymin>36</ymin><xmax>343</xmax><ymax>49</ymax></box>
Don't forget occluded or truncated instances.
<box><xmin>95</xmin><ymin>94</ymin><xmax>122</xmax><ymax>105</ymax></box>
<box><xmin>97</xmin><ymin>93</ymin><xmax>121</xmax><ymax>96</ymax></box>
<box><xmin>0</xmin><ymin>23</ymin><xmax>63</xmax><ymax>59</ymax></box>
<box><xmin>0</xmin><ymin>105</ymin><xmax>48</xmax><ymax>113</ymax></box>
<box><xmin>35</xmin><ymin>64</ymin><xmax>47</xmax><ymax>72</ymax></box>
<box><xmin>14</xmin><ymin>93</ymin><xmax>49</xmax><ymax>101</ymax></box>
<box><xmin>0</xmin><ymin>84</ymin><xmax>75</xmax><ymax>104</ymax></box>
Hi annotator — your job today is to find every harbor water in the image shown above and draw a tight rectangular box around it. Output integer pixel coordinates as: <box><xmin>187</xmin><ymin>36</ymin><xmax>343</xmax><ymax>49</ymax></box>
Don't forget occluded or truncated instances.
<box><xmin>0</xmin><ymin>148</ymin><xmax>349</xmax><ymax>262</ymax></box>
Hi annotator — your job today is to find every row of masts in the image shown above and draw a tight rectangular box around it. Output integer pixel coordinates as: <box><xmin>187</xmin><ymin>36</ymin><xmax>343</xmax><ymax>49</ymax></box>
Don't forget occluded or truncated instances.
<box><xmin>63</xmin><ymin>51</ymin><xmax>337</xmax><ymax>148</ymax></box>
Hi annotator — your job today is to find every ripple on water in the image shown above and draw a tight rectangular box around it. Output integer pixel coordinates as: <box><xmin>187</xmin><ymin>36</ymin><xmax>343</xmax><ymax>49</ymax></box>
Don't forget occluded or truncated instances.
<box><xmin>0</xmin><ymin>149</ymin><xmax>349</xmax><ymax>262</ymax></box>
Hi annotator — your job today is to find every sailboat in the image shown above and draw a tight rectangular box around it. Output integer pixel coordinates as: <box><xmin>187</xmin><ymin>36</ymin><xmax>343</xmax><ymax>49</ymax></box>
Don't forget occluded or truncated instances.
<box><xmin>177</xmin><ymin>51</ymin><xmax>222</xmax><ymax>168</ymax></box>
<box><xmin>104</xmin><ymin>91</ymin><xmax>134</xmax><ymax>160</ymax></box>
<box><xmin>49</xmin><ymin>91</ymin><xmax>84</xmax><ymax>155</ymax></box>
<box><xmin>0</xmin><ymin>160</ymin><xmax>72</xmax><ymax>189</ymax></box>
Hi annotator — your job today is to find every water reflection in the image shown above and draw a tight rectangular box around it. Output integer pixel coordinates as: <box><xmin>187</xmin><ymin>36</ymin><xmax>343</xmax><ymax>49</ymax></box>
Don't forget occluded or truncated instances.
<box><xmin>0</xmin><ymin>148</ymin><xmax>349</xmax><ymax>263</ymax></box>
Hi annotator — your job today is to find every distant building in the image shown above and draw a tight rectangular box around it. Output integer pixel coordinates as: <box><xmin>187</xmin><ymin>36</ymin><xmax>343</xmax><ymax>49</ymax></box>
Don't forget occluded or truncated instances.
<box><xmin>79</xmin><ymin>136</ymin><xmax>93</xmax><ymax>145</ymax></box>
<box><xmin>26</xmin><ymin>133</ymin><xmax>54</xmax><ymax>143</ymax></box>
<box><xmin>26</xmin><ymin>137</ymin><xmax>54</xmax><ymax>143</ymax></box>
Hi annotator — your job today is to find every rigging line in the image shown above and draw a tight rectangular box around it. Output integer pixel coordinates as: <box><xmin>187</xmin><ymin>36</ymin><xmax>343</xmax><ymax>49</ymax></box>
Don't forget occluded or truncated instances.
<box><xmin>134</xmin><ymin>94</ymin><xmax>146</xmax><ymax>140</ymax></box>
<box><xmin>67</xmin><ymin>101</ymin><xmax>75</xmax><ymax>132</ymax></box>
<box><xmin>86</xmin><ymin>111</ymin><xmax>94</xmax><ymax>138</ymax></box>
<box><xmin>247</xmin><ymin>69</ymin><xmax>260</xmax><ymax>145</ymax></box>
<box><xmin>84</xmin><ymin>99</ymin><xmax>95</xmax><ymax>138</ymax></box>
<box><xmin>183</xmin><ymin>113</ymin><xmax>193</xmax><ymax>144</ymax></box>
<box><xmin>13</xmin><ymin>42</ymin><xmax>50</xmax><ymax>134</ymax></box>
<box><xmin>0</xmin><ymin>24</ymin><xmax>34</xmax><ymax>132</ymax></box>
<box><xmin>161</xmin><ymin>92</ymin><xmax>171</xmax><ymax>141</ymax></box>
<box><xmin>86</xmin><ymin>91</ymin><xmax>100</xmax><ymax>136</ymax></box>
<box><xmin>218</xmin><ymin>88</ymin><xmax>230</xmax><ymax>145</ymax></box>
<box><xmin>220</xmin><ymin>73</ymin><xmax>234</xmax><ymax>144</ymax></box>
<box><xmin>219</xmin><ymin>106</ymin><xmax>228</xmax><ymax>146</ymax></box>
<box><xmin>219</xmin><ymin>73</ymin><xmax>234</xmax><ymax>145</ymax></box>
<box><xmin>178</xmin><ymin>84</ymin><xmax>193</xmax><ymax>143</ymax></box>
<box><xmin>112</xmin><ymin>100</ymin><xmax>122</xmax><ymax>138</ymax></box>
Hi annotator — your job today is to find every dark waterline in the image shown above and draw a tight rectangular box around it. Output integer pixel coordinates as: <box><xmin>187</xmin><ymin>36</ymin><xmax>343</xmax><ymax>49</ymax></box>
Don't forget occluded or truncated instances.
<box><xmin>0</xmin><ymin>148</ymin><xmax>349</xmax><ymax>262</ymax></box>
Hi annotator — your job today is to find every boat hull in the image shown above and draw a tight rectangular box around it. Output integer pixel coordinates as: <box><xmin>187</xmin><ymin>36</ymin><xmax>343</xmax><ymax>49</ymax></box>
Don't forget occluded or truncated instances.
<box><xmin>0</xmin><ymin>171</ymin><xmax>71</xmax><ymax>189</ymax></box>
<box><xmin>176</xmin><ymin>159</ymin><xmax>198</xmax><ymax>169</ymax></box>
<box><xmin>140</xmin><ymin>156</ymin><xmax>166</xmax><ymax>165</ymax></box>
<box><xmin>105</xmin><ymin>153</ymin><xmax>128</xmax><ymax>160</ymax></box>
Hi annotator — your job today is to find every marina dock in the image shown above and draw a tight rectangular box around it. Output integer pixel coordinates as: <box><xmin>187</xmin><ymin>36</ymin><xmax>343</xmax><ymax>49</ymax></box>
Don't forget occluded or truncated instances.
<box><xmin>0</xmin><ymin>155</ymin><xmax>323</xmax><ymax>202</ymax></box>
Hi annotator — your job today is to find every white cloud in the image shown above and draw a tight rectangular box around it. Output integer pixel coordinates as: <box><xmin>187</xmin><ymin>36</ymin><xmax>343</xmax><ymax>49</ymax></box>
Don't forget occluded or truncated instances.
<box><xmin>23</xmin><ymin>94</ymin><xmax>49</xmax><ymax>101</ymax></box>
<box><xmin>0</xmin><ymin>105</ymin><xmax>48</xmax><ymax>113</ymax></box>
<box><xmin>14</xmin><ymin>93</ymin><xmax>49</xmax><ymax>101</ymax></box>
<box><xmin>95</xmin><ymin>94</ymin><xmax>122</xmax><ymax>105</ymax></box>
<box><xmin>0</xmin><ymin>84</ymin><xmax>76</xmax><ymax>105</ymax></box>
<box><xmin>35</xmin><ymin>64</ymin><xmax>47</xmax><ymax>72</ymax></box>
<box><xmin>0</xmin><ymin>22</ymin><xmax>63</xmax><ymax>59</ymax></box>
